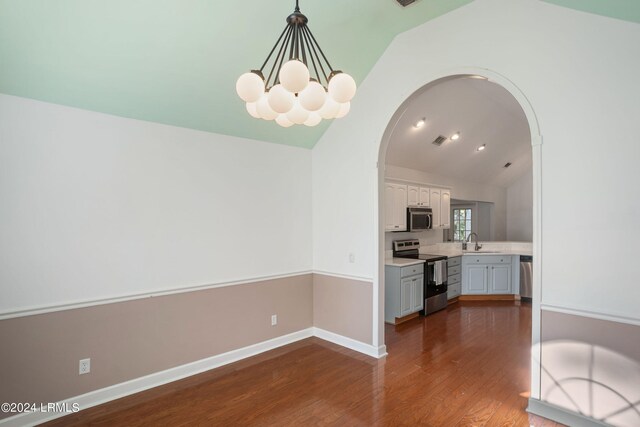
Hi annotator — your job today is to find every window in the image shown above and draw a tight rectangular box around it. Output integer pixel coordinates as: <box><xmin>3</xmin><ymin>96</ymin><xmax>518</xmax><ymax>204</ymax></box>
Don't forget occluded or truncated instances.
<box><xmin>453</xmin><ymin>208</ymin><xmax>472</xmax><ymax>241</ymax></box>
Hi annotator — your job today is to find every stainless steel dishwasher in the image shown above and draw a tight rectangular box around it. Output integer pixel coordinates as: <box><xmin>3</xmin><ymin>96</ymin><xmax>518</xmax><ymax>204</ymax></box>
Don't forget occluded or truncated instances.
<box><xmin>519</xmin><ymin>255</ymin><xmax>533</xmax><ymax>302</ymax></box>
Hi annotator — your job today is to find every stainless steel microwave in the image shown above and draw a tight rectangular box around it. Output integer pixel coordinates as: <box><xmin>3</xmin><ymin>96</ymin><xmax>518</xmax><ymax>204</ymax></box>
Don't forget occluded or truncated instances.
<box><xmin>407</xmin><ymin>207</ymin><xmax>432</xmax><ymax>231</ymax></box>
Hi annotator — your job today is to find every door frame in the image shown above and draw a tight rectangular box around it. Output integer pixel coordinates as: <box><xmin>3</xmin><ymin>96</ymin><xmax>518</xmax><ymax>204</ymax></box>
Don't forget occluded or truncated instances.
<box><xmin>375</xmin><ymin>68</ymin><xmax>543</xmax><ymax>399</ymax></box>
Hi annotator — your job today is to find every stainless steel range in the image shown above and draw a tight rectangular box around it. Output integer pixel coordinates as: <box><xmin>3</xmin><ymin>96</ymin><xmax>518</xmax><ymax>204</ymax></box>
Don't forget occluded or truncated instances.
<box><xmin>393</xmin><ymin>239</ymin><xmax>448</xmax><ymax>315</ymax></box>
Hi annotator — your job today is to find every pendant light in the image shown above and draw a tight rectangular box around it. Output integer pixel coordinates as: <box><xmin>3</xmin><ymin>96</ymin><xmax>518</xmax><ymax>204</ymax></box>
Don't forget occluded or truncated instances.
<box><xmin>235</xmin><ymin>0</ymin><xmax>356</xmax><ymax>126</ymax></box>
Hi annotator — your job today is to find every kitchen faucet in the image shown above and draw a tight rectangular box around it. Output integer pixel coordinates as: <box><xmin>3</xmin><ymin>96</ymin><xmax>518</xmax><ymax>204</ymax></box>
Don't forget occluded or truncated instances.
<box><xmin>462</xmin><ymin>232</ymin><xmax>483</xmax><ymax>251</ymax></box>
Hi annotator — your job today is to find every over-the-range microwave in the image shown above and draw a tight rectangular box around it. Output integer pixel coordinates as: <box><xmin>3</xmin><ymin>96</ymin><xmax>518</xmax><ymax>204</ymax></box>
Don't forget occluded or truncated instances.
<box><xmin>407</xmin><ymin>207</ymin><xmax>432</xmax><ymax>231</ymax></box>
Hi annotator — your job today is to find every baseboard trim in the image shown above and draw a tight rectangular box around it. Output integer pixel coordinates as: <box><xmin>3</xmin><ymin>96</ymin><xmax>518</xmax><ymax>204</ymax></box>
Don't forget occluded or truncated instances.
<box><xmin>312</xmin><ymin>327</ymin><xmax>388</xmax><ymax>359</ymax></box>
<box><xmin>0</xmin><ymin>328</ymin><xmax>314</xmax><ymax>427</ymax></box>
<box><xmin>527</xmin><ymin>398</ymin><xmax>608</xmax><ymax>427</ymax></box>
<box><xmin>0</xmin><ymin>326</ymin><xmax>387</xmax><ymax>426</ymax></box>
<box><xmin>458</xmin><ymin>294</ymin><xmax>517</xmax><ymax>301</ymax></box>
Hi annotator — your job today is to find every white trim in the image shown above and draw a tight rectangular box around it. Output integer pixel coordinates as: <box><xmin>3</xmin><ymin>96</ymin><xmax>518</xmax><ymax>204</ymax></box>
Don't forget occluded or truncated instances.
<box><xmin>312</xmin><ymin>270</ymin><xmax>374</xmax><ymax>283</ymax></box>
<box><xmin>0</xmin><ymin>327</ymin><xmax>386</xmax><ymax>427</ymax></box>
<box><xmin>0</xmin><ymin>271</ymin><xmax>313</xmax><ymax>321</ymax></box>
<box><xmin>541</xmin><ymin>303</ymin><xmax>640</xmax><ymax>326</ymax></box>
<box><xmin>375</xmin><ymin>67</ymin><xmax>544</xmax><ymax>401</ymax></box>
<box><xmin>312</xmin><ymin>327</ymin><xmax>388</xmax><ymax>359</ymax></box>
<box><xmin>527</xmin><ymin>398</ymin><xmax>608</xmax><ymax>427</ymax></box>
<box><xmin>0</xmin><ymin>328</ymin><xmax>315</xmax><ymax>427</ymax></box>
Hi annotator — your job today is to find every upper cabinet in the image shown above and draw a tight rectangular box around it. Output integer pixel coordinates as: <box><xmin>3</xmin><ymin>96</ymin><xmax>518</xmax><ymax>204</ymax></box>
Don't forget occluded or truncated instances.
<box><xmin>386</xmin><ymin>181</ymin><xmax>450</xmax><ymax>231</ymax></box>
<box><xmin>407</xmin><ymin>185</ymin><xmax>430</xmax><ymax>207</ymax></box>
<box><xmin>430</xmin><ymin>188</ymin><xmax>450</xmax><ymax>229</ymax></box>
<box><xmin>385</xmin><ymin>183</ymin><xmax>407</xmax><ymax>231</ymax></box>
<box><xmin>441</xmin><ymin>190</ymin><xmax>451</xmax><ymax>229</ymax></box>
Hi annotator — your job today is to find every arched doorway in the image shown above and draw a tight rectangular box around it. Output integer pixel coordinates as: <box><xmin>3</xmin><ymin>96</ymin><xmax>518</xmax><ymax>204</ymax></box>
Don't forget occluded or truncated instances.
<box><xmin>375</xmin><ymin>69</ymin><xmax>543</xmax><ymax>399</ymax></box>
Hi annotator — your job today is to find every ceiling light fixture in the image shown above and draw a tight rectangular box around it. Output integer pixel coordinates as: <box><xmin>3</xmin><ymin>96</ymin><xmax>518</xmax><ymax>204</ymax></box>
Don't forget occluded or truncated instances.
<box><xmin>235</xmin><ymin>0</ymin><xmax>356</xmax><ymax>127</ymax></box>
<box><xmin>477</xmin><ymin>144</ymin><xmax>486</xmax><ymax>151</ymax></box>
<box><xmin>450</xmin><ymin>132</ymin><xmax>460</xmax><ymax>140</ymax></box>
<box><xmin>414</xmin><ymin>118</ymin><xmax>426</xmax><ymax>129</ymax></box>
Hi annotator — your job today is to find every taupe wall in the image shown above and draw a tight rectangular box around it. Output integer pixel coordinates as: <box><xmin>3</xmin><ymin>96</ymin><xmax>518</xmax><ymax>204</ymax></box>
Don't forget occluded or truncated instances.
<box><xmin>0</xmin><ymin>275</ymin><xmax>313</xmax><ymax>419</ymax></box>
<box><xmin>313</xmin><ymin>274</ymin><xmax>373</xmax><ymax>345</ymax></box>
<box><xmin>540</xmin><ymin>310</ymin><xmax>640</xmax><ymax>426</ymax></box>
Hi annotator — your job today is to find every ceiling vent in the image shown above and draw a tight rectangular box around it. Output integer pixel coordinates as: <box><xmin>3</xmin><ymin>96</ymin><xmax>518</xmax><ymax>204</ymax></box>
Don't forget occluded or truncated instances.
<box><xmin>432</xmin><ymin>135</ymin><xmax>447</xmax><ymax>146</ymax></box>
<box><xmin>396</xmin><ymin>0</ymin><xmax>417</xmax><ymax>7</ymax></box>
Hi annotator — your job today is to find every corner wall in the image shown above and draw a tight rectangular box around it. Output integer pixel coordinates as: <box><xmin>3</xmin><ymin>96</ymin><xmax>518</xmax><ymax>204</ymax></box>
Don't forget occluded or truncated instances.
<box><xmin>311</xmin><ymin>0</ymin><xmax>640</xmax><ymax>424</ymax></box>
<box><xmin>0</xmin><ymin>94</ymin><xmax>315</xmax><ymax>421</ymax></box>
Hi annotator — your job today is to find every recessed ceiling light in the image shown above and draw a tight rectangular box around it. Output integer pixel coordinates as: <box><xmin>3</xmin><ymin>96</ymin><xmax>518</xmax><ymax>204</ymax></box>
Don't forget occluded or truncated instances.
<box><xmin>414</xmin><ymin>118</ymin><xmax>426</xmax><ymax>129</ymax></box>
<box><xmin>451</xmin><ymin>132</ymin><xmax>460</xmax><ymax>141</ymax></box>
<box><xmin>468</xmin><ymin>75</ymin><xmax>488</xmax><ymax>80</ymax></box>
<box><xmin>477</xmin><ymin>144</ymin><xmax>486</xmax><ymax>151</ymax></box>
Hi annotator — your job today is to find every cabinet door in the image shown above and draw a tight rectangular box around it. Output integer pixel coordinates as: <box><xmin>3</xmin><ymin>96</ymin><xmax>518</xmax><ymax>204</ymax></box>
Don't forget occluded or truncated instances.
<box><xmin>466</xmin><ymin>264</ymin><xmax>488</xmax><ymax>294</ymax></box>
<box><xmin>394</xmin><ymin>185</ymin><xmax>407</xmax><ymax>230</ymax></box>
<box><xmin>400</xmin><ymin>277</ymin><xmax>413</xmax><ymax>316</ymax></box>
<box><xmin>441</xmin><ymin>190</ymin><xmax>451</xmax><ymax>229</ymax></box>
<box><xmin>489</xmin><ymin>265</ymin><xmax>512</xmax><ymax>294</ymax></box>
<box><xmin>411</xmin><ymin>275</ymin><xmax>424</xmax><ymax>313</ymax></box>
<box><xmin>419</xmin><ymin>187</ymin><xmax>430</xmax><ymax>207</ymax></box>
<box><xmin>430</xmin><ymin>188</ymin><xmax>441</xmax><ymax>229</ymax></box>
<box><xmin>385</xmin><ymin>183</ymin><xmax>407</xmax><ymax>231</ymax></box>
<box><xmin>407</xmin><ymin>186</ymin><xmax>419</xmax><ymax>207</ymax></box>
<box><xmin>385</xmin><ymin>184</ymin><xmax>397</xmax><ymax>231</ymax></box>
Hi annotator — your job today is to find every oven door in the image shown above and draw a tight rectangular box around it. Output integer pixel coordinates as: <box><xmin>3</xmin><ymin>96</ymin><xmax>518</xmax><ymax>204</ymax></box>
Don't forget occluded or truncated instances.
<box><xmin>426</xmin><ymin>260</ymin><xmax>448</xmax><ymax>286</ymax></box>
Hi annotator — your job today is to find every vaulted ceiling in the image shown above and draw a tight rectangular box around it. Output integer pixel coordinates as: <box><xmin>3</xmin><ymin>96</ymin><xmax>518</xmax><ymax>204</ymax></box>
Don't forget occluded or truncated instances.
<box><xmin>1</xmin><ymin>0</ymin><xmax>639</xmax><ymax>149</ymax></box>
<box><xmin>386</xmin><ymin>76</ymin><xmax>531</xmax><ymax>189</ymax></box>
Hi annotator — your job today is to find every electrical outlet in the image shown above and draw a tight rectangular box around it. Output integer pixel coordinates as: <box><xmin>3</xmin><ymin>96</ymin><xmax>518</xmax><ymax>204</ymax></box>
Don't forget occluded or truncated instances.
<box><xmin>271</xmin><ymin>315</ymin><xmax>277</xmax><ymax>326</ymax></box>
<box><xmin>349</xmin><ymin>253</ymin><xmax>356</xmax><ymax>263</ymax></box>
<box><xmin>79</xmin><ymin>358</ymin><xmax>91</xmax><ymax>375</ymax></box>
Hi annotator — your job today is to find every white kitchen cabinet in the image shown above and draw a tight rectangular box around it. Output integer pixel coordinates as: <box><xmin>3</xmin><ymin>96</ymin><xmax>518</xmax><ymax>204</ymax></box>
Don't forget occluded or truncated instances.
<box><xmin>408</xmin><ymin>185</ymin><xmax>430</xmax><ymax>207</ymax></box>
<box><xmin>441</xmin><ymin>190</ymin><xmax>451</xmax><ymax>229</ymax></box>
<box><xmin>385</xmin><ymin>183</ymin><xmax>407</xmax><ymax>231</ymax></box>
<box><xmin>429</xmin><ymin>188</ymin><xmax>450</xmax><ymax>229</ymax></box>
<box><xmin>430</xmin><ymin>188</ymin><xmax>441</xmax><ymax>228</ymax></box>
<box><xmin>385</xmin><ymin>263</ymin><xmax>424</xmax><ymax>323</ymax></box>
<box><xmin>462</xmin><ymin>255</ymin><xmax>512</xmax><ymax>295</ymax></box>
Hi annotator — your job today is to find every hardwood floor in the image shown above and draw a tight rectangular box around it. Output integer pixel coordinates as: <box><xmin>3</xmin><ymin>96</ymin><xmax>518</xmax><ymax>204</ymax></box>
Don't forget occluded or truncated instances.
<box><xmin>45</xmin><ymin>301</ymin><xmax>563</xmax><ymax>426</ymax></box>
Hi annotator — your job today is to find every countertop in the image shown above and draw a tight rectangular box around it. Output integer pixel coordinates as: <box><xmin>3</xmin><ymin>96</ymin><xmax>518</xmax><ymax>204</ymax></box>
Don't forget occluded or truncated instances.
<box><xmin>424</xmin><ymin>249</ymin><xmax>532</xmax><ymax>258</ymax></box>
<box><xmin>385</xmin><ymin>258</ymin><xmax>426</xmax><ymax>267</ymax></box>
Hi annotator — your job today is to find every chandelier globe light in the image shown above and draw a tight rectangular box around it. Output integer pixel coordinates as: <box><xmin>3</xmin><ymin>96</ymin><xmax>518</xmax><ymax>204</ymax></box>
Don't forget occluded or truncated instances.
<box><xmin>235</xmin><ymin>0</ymin><xmax>356</xmax><ymax>127</ymax></box>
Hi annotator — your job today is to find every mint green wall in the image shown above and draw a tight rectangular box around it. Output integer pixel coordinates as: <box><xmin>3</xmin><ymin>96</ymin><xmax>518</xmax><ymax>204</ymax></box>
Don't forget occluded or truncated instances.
<box><xmin>1</xmin><ymin>0</ymin><xmax>638</xmax><ymax>148</ymax></box>
<box><xmin>0</xmin><ymin>0</ymin><xmax>470</xmax><ymax>148</ymax></box>
<box><xmin>543</xmin><ymin>0</ymin><xmax>640</xmax><ymax>23</ymax></box>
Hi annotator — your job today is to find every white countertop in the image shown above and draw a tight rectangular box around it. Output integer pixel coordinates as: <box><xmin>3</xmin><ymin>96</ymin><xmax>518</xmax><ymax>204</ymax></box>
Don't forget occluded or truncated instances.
<box><xmin>419</xmin><ymin>242</ymin><xmax>533</xmax><ymax>258</ymax></box>
<box><xmin>385</xmin><ymin>258</ymin><xmax>426</xmax><ymax>267</ymax></box>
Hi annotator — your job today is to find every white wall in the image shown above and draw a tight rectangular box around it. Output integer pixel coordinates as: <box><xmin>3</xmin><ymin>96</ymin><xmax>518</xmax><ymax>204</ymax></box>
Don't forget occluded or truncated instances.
<box><xmin>506</xmin><ymin>170</ymin><xmax>533</xmax><ymax>241</ymax></box>
<box><xmin>312</xmin><ymin>0</ymin><xmax>640</xmax><ymax>328</ymax></box>
<box><xmin>0</xmin><ymin>95</ymin><xmax>312</xmax><ymax>314</ymax></box>
<box><xmin>385</xmin><ymin>164</ymin><xmax>507</xmax><ymax>242</ymax></box>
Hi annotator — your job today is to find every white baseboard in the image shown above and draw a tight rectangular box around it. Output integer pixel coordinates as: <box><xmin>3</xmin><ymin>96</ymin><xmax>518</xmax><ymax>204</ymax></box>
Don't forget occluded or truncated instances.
<box><xmin>312</xmin><ymin>327</ymin><xmax>388</xmax><ymax>359</ymax></box>
<box><xmin>0</xmin><ymin>327</ymin><xmax>386</xmax><ymax>427</ymax></box>
<box><xmin>0</xmin><ymin>328</ymin><xmax>314</xmax><ymax>427</ymax></box>
<box><xmin>527</xmin><ymin>398</ymin><xmax>608</xmax><ymax>427</ymax></box>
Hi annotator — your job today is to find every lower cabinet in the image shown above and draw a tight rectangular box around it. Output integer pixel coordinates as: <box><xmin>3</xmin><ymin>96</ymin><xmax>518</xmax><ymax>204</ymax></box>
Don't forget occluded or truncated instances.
<box><xmin>385</xmin><ymin>263</ymin><xmax>424</xmax><ymax>323</ymax></box>
<box><xmin>462</xmin><ymin>255</ymin><xmax>512</xmax><ymax>295</ymax></box>
<box><xmin>447</xmin><ymin>256</ymin><xmax>461</xmax><ymax>300</ymax></box>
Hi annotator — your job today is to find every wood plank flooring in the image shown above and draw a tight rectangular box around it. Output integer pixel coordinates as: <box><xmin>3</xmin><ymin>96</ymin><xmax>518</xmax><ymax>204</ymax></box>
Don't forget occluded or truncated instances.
<box><xmin>44</xmin><ymin>301</ymin><xmax>563</xmax><ymax>426</ymax></box>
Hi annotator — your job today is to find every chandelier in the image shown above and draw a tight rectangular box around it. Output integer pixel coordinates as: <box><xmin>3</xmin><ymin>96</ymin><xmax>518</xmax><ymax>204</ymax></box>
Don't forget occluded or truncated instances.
<box><xmin>235</xmin><ymin>0</ymin><xmax>356</xmax><ymax>127</ymax></box>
